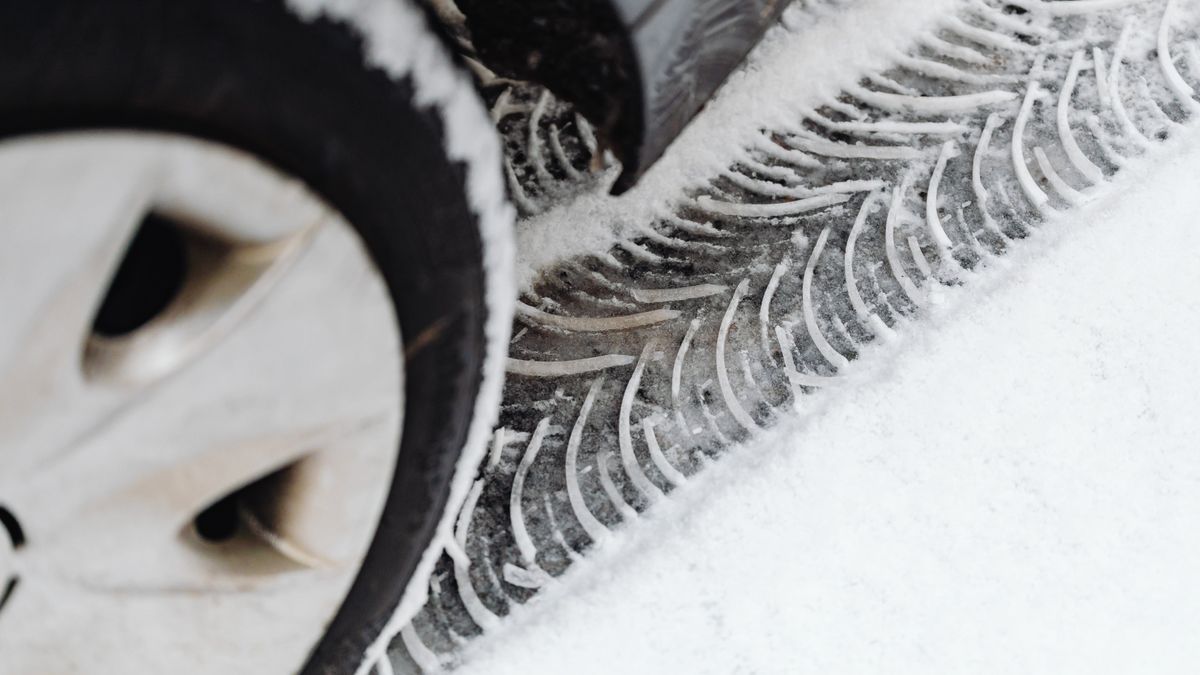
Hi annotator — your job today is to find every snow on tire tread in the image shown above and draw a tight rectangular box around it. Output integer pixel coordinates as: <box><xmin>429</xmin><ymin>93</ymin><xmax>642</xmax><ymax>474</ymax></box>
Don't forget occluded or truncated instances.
<box><xmin>392</xmin><ymin>0</ymin><xmax>1200</xmax><ymax>670</ymax></box>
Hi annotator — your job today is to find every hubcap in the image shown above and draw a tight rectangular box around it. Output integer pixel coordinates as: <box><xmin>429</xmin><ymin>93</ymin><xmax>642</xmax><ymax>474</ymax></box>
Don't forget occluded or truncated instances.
<box><xmin>0</xmin><ymin>132</ymin><xmax>403</xmax><ymax>673</ymax></box>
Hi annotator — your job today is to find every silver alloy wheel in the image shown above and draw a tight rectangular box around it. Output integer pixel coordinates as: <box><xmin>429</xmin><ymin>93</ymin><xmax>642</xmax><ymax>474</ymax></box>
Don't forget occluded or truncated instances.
<box><xmin>0</xmin><ymin>132</ymin><xmax>403</xmax><ymax>674</ymax></box>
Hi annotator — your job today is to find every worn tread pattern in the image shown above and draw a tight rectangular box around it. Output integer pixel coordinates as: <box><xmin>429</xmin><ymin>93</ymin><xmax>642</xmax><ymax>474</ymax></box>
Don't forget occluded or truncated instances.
<box><xmin>391</xmin><ymin>0</ymin><xmax>1200</xmax><ymax>671</ymax></box>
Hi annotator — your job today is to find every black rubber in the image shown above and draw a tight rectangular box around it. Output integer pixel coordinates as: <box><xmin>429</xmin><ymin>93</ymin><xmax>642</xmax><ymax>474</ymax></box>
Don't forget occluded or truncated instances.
<box><xmin>0</xmin><ymin>2</ymin><xmax>490</xmax><ymax>673</ymax></box>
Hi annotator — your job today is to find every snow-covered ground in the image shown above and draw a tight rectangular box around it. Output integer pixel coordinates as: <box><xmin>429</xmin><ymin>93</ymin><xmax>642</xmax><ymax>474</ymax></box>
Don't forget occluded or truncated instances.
<box><xmin>458</xmin><ymin>114</ymin><xmax>1200</xmax><ymax>674</ymax></box>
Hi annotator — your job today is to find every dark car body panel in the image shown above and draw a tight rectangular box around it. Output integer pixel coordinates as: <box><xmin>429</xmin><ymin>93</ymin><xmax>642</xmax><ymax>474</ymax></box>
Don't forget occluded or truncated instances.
<box><xmin>454</xmin><ymin>0</ymin><xmax>788</xmax><ymax>193</ymax></box>
<box><xmin>611</xmin><ymin>0</ymin><xmax>787</xmax><ymax>189</ymax></box>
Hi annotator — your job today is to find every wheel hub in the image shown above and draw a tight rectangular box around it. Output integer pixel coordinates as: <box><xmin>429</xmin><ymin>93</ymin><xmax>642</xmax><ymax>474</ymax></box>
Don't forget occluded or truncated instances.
<box><xmin>0</xmin><ymin>131</ymin><xmax>403</xmax><ymax>673</ymax></box>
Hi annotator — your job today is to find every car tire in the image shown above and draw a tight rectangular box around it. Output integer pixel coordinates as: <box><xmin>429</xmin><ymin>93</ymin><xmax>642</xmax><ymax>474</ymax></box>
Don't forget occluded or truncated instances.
<box><xmin>0</xmin><ymin>1</ymin><xmax>514</xmax><ymax>673</ymax></box>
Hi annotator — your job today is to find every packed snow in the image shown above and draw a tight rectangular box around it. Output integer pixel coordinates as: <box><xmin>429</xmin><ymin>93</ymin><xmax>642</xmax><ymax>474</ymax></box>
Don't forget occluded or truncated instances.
<box><xmin>458</xmin><ymin>114</ymin><xmax>1200</xmax><ymax>674</ymax></box>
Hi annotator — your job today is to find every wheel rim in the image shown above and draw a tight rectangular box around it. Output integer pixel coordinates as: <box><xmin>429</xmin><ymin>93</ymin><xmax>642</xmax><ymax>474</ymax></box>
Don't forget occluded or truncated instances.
<box><xmin>0</xmin><ymin>131</ymin><xmax>403</xmax><ymax>673</ymax></box>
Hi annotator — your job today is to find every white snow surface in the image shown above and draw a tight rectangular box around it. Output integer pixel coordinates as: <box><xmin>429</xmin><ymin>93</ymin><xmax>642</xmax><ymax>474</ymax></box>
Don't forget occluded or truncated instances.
<box><xmin>461</xmin><ymin>122</ymin><xmax>1200</xmax><ymax>672</ymax></box>
<box><xmin>514</xmin><ymin>0</ymin><xmax>961</xmax><ymax>289</ymax></box>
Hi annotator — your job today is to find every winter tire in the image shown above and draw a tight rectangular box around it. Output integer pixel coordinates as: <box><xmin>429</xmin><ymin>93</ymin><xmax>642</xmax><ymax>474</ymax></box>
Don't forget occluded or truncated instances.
<box><xmin>0</xmin><ymin>1</ymin><xmax>514</xmax><ymax>674</ymax></box>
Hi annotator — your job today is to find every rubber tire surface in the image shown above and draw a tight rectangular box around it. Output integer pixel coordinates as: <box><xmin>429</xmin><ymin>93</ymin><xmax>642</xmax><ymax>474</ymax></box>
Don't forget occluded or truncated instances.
<box><xmin>0</xmin><ymin>2</ymin><xmax>490</xmax><ymax>673</ymax></box>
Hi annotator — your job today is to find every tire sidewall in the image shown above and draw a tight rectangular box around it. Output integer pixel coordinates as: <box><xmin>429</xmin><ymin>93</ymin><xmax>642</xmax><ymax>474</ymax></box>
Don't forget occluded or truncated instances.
<box><xmin>0</xmin><ymin>1</ymin><xmax>511</xmax><ymax>672</ymax></box>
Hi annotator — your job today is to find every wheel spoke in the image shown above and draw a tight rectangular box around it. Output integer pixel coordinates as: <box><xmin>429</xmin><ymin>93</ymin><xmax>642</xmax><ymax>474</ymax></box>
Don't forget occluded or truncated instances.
<box><xmin>0</xmin><ymin>137</ymin><xmax>160</xmax><ymax>474</ymax></box>
<box><xmin>0</xmin><ymin>137</ymin><xmax>161</xmax><ymax>354</ymax></box>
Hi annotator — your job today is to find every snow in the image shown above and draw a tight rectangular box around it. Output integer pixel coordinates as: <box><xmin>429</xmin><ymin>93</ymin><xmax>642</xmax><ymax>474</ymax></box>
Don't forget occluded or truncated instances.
<box><xmin>513</xmin><ymin>0</ymin><xmax>962</xmax><ymax>290</ymax></box>
<box><xmin>459</xmin><ymin>116</ymin><xmax>1200</xmax><ymax>673</ymax></box>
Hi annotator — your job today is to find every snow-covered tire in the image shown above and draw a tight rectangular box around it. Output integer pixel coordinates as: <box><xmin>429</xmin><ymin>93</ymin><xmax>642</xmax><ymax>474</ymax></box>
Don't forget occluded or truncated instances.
<box><xmin>408</xmin><ymin>0</ymin><xmax>1200</xmax><ymax>669</ymax></box>
<box><xmin>0</xmin><ymin>1</ymin><xmax>513</xmax><ymax>674</ymax></box>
